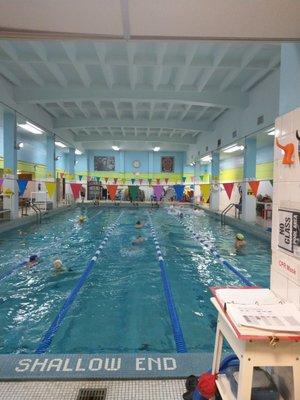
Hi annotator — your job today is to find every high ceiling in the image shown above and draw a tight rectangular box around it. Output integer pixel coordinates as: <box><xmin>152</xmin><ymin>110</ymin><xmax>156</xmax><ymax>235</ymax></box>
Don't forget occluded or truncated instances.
<box><xmin>0</xmin><ymin>40</ymin><xmax>280</xmax><ymax>151</ymax></box>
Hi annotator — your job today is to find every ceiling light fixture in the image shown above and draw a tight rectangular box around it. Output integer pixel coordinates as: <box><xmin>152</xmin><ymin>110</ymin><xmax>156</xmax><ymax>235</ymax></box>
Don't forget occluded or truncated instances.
<box><xmin>153</xmin><ymin>146</ymin><xmax>160</xmax><ymax>152</ymax></box>
<box><xmin>223</xmin><ymin>143</ymin><xmax>244</xmax><ymax>153</ymax></box>
<box><xmin>201</xmin><ymin>155</ymin><xmax>212</xmax><ymax>163</ymax></box>
<box><xmin>112</xmin><ymin>145</ymin><xmax>120</xmax><ymax>151</ymax></box>
<box><xmin>17</xmin><ymin>121</ymin><xmax>44</xmax><ymax>135</ymax></box>
<box><xmin>266</xmin><ymin>128</ymin><xmax>276</xmax><ymax>136</ymax></box>
<box><xmin>55</xmin><ymin>141</ymin><xmax>67</xmax><ymax>148</ymax></box>
<box><xmin>15</xmin><ymin>142</ymin><xmax>24</xmax><ymax>150</ymax></box>
<box><xmin>75</xmin><ymin>149</ymin><xmax>82</xmax><ymax>155</ymax></box>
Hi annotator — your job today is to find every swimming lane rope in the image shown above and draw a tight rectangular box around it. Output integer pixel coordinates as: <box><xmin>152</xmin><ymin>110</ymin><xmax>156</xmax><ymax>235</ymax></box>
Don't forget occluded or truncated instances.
<box><xmin>147</xmin><ymin>212</ymin><xmax>187</xmax><ymax>353</ymax></box>
<box><xmin>0</xmin><ymin>210</ymin><xmax>104</xmax><ymax>285</ymax></box>
<box><xmin>170</xmin><ymin>211</ymin><xmax>253</xmax><ymax>287</ymax></box>
<box><xmin>35</xmin><ymin>211</ymin><xmax>123</xmax><ymax>354</ymax></box>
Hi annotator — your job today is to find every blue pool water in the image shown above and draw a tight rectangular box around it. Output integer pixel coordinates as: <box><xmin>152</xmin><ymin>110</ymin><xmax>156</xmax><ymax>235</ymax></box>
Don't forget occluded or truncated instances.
<box><xmin>0</xmin><ymin>206</ymin><xmax>271</xmax><ymax>354</ymax></box>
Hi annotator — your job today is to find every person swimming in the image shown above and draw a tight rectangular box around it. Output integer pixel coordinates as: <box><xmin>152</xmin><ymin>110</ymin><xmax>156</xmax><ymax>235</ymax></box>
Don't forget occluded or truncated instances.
<box><xmin>53</xmin><ymin>259</ymin><xmax>64</xmax><ymax>272</ymax></box>
<box><xmin>78</xmin><ymin>215</ymin><xmax>86</xmax><ymax>224</ymax></box>
<box><xmin>235</xmin><ymin>233</ymin><xmax>246</xmax><ymax>249</ymax></box>
<box><xmin>27</xmin><ymin>255</ymin><xmax>39</xmax><ymax>268</ymax></box>
<box><xmin>135</xmin><ymin>220</ymin><xmax>144</xmax><ymax>228</ymax></box>
<box><xmin>132</xmin><ymin>235</ymin><xmax>145</xmax><ymax>245</ymax></box>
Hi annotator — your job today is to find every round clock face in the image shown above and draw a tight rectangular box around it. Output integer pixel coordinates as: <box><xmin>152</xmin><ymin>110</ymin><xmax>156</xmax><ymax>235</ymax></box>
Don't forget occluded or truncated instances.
<box><xmin>132</xmin><ymin>160</ymin><xmax>141</xmax><ymax>168</ymax></box>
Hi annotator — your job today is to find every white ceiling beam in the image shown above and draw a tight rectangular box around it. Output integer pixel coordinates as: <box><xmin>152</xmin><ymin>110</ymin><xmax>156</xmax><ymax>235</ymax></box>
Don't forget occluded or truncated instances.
<box><xmin>153</xmin><ymin>43</ymin><xmax>167</xmax><ymax>90</ymax></box>
<box><xmin>220</xmin><ymin>44</ymin><xmax>264</xmax><ymax>92</ymax></box>
<box><xmin>242</xmin><ymin>53</ymin><xmax>281</xmax><ymax>92</ymax></box>
<box><xmin>164</xmin><ymin>103</ymin><xmax>173</xmax><ymax>120</ymax></box>
<box><xmin>94</xmin><ymin>43</ymin><xmax>114</xmax><ymax>89</ymax></box>
<box><xmin>211</xmin><ymin>107</ymin><xmax>227</xmax><ymax>121</ymax></box>
<box><xmin>121</xmin><ymin>127</ymin><xmax>126</xmax><ymax>137</ymax></box>
<box><xmin>195</xmin><ymin>106</ymin><xmax>209</xmax><ymax>121</ymax></box>
<box><xmin>174</xmin><ymin>43</ymin><xmax>198</xmax><ymax>91</ymax></box>
<box><xmin>54</xmin><ymin>117</ymin><xmax>213</xmax><ymax>132</ymax></box>
<box><xmin>126</xmin><ymin>42</ymin><xmax>137</xmax><ymax>90</ymax></box>
<box><xmin>0</xmin><ymin>41</ymin><xmax>44</xmax><ymax>86</ymax></box>
<box><xmin>75</xmin><ymin>101</ymin><xmax>89</xmax><ymax>118</ymax></box>
<box><xmin>180</xmin><ymin>104</ymin><xmax>192</xmax><ymax>121</ymax></box>
<box><xmin>74</xmin><ymin>132</ymin><xmax>196</xmax><ymax>145</ymax></box>
<box><xmin>57</xmin><ymin>102</ymin><xmax>74</xmax><ymax>118</ymax></box>
<box><xmin>0</xmin><ymin>64</ymin><xmax>21</xmax><ymax>85</ymax></box>
<box><xmin>113</xmin><ymin>101</ymin><xmax>121</xmax><ymax>120</ymax></box>
<box><xmin>197</xmin><ymin>44</ymin><xmax>231</xmax><ymax>91</ymax></box>
<box><xmin>94</xmin><ymin>101</ymin><xmax>106</xmax><ymax>119</ymax></box>
<box><xmin>132</xmin><ymin>101</ymin><xmax>137</xmax><ymax>120</ymax></box>
<box><xmin>29</xmin><ymin>42</ymin><xmax>67</xmax><ymax>87</ymax></box>
<box><xmin>62</xmin><ymin>43</ymin><xmax>91</xmax><ymax>87</ymax></box>
<box><xmin>149</xmin><ymin>102</ymin><xmax>155</xmax><ymax>120</ymax></box>
<box><xmin>16</xmin><ymin>86</ymin><xmax>248</xmax><ymax>109</ymax></box>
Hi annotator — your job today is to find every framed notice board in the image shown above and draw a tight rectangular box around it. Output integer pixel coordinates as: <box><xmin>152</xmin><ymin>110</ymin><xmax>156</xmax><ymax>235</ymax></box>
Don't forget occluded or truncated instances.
<box><xmin>278</xmin><ymin>209</ymin><xmax>300</xmax><ymax>258</ymax></box>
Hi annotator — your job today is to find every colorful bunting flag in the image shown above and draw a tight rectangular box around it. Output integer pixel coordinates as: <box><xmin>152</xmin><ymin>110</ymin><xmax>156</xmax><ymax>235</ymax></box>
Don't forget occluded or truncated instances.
<box><xmin>165</xmin><ymin>177</ymin><xmax>169</xmax><ymax>184</ymax></box>
<box><xmin>139</xmin><ymin>178</ymin><xmax>143</xmax><ymax>185</ymax></box>
<box><xmin>87</xmin><ymin>176</ymin><xmax>91</xmax><ymax>182</ymax></box>
<box><xmin>201</xmin><ymin>184</ymin><xmax>211</xmax><ymax>203</ymax></box>
<box><xmin>248</xmin><ymin>180</ymin><xmax>260</xmax><ymax>196</ymax></box>
<box><xmin>45</xmin><ymin>182</ymin><xmax>56</xmax><ymax>198</ymax></box>
<box><xmin>17</xmin><ymin>179</ymin><xmax>28</xmax><ymax>197</ymax></box>
<box><xmin>270</xmin><ymin>180</ymin><xmax>273</xmax><ymax>186</ymax></box>
<box><xmin>156</xmin><ymin>178</ymin><xmax>160</xmax><ymax>184</ymax></box>
<box><xmin>129</xmin><ymin>185</ymin><xmax>139</xmax><ymax>201</ymax></box>
<box><xmin>0</xmin><ymin>179</ymin><xmax>3</xmax><ymax>187</ymax></box>
<box><xmin>78</xmin><ymin>175</ymin><xmax>83</xmax><ymax>181</ymax></box>
<box><xmin>96</xmin><ymin>177</ymin><xmax>100</xmax><ymax>182</ymax></box>
<box><xmin>107</xmin><ymin>185</ymin><xmax>118</xmax><ymax>201</ymax></box>
<box><xmin>223</xmin><ymin>182</ymin><xmax>234</xmax><ymax>200</ymax></box>
<box><xmin>148</xmin><ymin>178</ymin><xmax>152</xmax><ymax>185</ymax></box>
<box><xmin>104</xmin><ymin>177</ymin><xmax>109</xmax><ymax>183</ymax></box>
<box><xmin>70</xmin><ymin>183</ymin><xmax>82</xmax><ymax>199</ymax></box>
<box><xmin>173</xmin><ymin>184</ymin><xmax>185</xmax><ymax>201</ymax></box>
<box><xmin>153</xmin><ymin>185</ymin><xmax>164</xmax><ymax>201</ymax></box>
<box><xmin>131</xmin><ymin>178</ymin><xmax>135</xmax><ymax>184</ymax></box>
<box><xmin>199</xmin><ymin>175</ymin><xmax>204</xmax><ymax>182</ymax></box>
<box><xmin>114</xmin><ymin>178</ymin><xmax>118</xmax><ymax>184</ymax></box>
<box><xmin>60</xmin><ymin>172</ymin><xmax>64</xmax><ymax>179</ymax></box>
<box><xmin>121</xmin><ymin>178</ymin><xmax>126</xmax><ymax>184</ymax></box>
<box><xmin>182</xmin><ymin>177</ymin><xmax>186</xmax><ymax>183</ymax></box>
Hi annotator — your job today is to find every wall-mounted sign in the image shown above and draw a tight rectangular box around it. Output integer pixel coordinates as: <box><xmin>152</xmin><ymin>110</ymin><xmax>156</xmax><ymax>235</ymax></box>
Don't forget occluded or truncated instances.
<box><xmin>278</xmin><ymin>209</ymin><xmax>300</xmax><ymax>258</ymax></box>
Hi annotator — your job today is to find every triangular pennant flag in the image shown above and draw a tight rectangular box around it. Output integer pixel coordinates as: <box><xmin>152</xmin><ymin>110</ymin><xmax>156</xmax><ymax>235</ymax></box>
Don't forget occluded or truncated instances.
<box><xmin>270</xmin><ymin>180</ymin><xmax>273</xmax><ymax>186</ymax></box>
<box><xmin>107</xmin><ymin>185</ymin><xmax>118</xmax><ymax>201</ymax></box>
<box><xmin>70</xmin><ymin>183</ymin><xmax>82</xmax><ymax>199</ymax></box>
<box><xmin>139</xmin><ymin>178</ymin><xmax>143</xmax><ymax>185</ymax></box>
<box><xmin>121</xmin><ymin>178</ymin><xmax>126</xmax><ymax>184</ymax></box>
<box><xmin>201</xmin><ymin>184</ymin><xmax>211</xmax><ymax>203</ymax></box>
<box><xmin>223</xmin><ymin>182</ymin><xmax>234</xmax><ymax>200</ymax></box>
<box><xmin>45</xmin><ymin>182</ymin><xmax>56</xmax><ymax>198</ymax></box>
<box><xmin>96</xmin><ymin>177</ymin><xmax>100</xmax><ymax>182</ymax></box>
<box><xmin>129</xmin><ymin>185</ymin><xmax>139</xmax><ymax>201</ymax></box>
<box><xmin>153</xmin><ymin>185</ymin><xmax>164</xmax><ymax>201</ymax></box>
<box><xmin>191</xmin><ymin>176</ymin><xmax>195</xmax><ymax>183</ymax></box>
<box><xmin>156</xmin><ymin>178</ymin><xmax>160</xmax><ymax>184</ymax></box>
<box><xmin>104</xmin><ymin>177</ymin><xmax>109</xmax><ymax>183</ymax></box>
<box><xmin>173</xmin><ymin>184</ymin><xmax>185</xmax><ymax>201</ymax></box>
<box><xmin>148</xmin><ymin>178</ymin><xmax>152</xmax><ymax>185</ymax></box>
<box><xmin>78</xmin><ymin>175</ymin><xmax>83</xmax><ymax>181</ymax></box>
<box><xmin>182</xmin><ymin>176</ymin><xmax>186</xmax><ymax>183</ymax></box>
<box><xmin>87</xmin><ymin>176</ymin><xmax>91</xmax><ymax>182</ymax></box>
<box><xmin>0</xmin><ymin>179</ymin><xmax>3</xmax><ymax>187</ymax></box>
<box><xmin>60</xmin><ymin>172</ymin><xmax>64</xmax><ymax>179</ymax></box>
<box><xmin>17</xmin><ymin>179</ymin><xmax>28</xmax><ymax>197</ymax></box>
<box><xmin>248</xmin><ymin>180</ymin><xmax>260</xmax><ymax>196</ymax></box>
<box><xmin>131</xmin><ymin>178</ymin><xmax>135</xmax><ymax>184</ymax></box>
<box><xmin>199</xmin><ymin>175</ymin><xmax>204</xmax><ymax>182</ymax></box>
<box><xmin>165</xmin><ymin>177</ymin><xmax>169</xmax><ymax>184</ymax></box>
<box><xmin>114</xmin><ymin>178</ymin><xmax>118</xmax><ymax>184</ymax></box>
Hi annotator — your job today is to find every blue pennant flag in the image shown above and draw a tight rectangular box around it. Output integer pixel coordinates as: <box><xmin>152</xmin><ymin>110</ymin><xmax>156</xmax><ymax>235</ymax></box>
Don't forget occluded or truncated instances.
<box><xmin>17</xmin><ymin>179</ymin><xmax>28</xmax><ymax>197</ymax></box>
<box><xmin>173</xmin><ymin>184</ymin><xmax>185</xmax><ymax>201</ymax></box>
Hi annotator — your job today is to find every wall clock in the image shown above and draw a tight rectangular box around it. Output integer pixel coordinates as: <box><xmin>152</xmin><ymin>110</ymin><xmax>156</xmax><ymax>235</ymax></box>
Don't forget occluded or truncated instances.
<box><xmin>132</xmin><ymin>160</ymin><xmax>141</xmax><ymax>168</ymax></box>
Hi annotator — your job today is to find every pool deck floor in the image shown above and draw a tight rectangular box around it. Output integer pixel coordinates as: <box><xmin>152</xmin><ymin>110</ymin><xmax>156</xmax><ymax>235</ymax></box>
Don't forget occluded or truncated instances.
<box><xmin>0</xmin><ymin>379</ymin><xmax>186</xmax><ymax>400</ymax></box>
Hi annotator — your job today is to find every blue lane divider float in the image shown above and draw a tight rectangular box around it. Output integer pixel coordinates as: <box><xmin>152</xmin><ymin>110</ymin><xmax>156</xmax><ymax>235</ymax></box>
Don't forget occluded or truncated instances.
<box><xmin>35</xmin><ymin>211</ymin><xmax>123</xmax><ymax>354</ymax></box>
<box><xmin>0</xmin><ymin>210</ymin><xmax>104</xmax><ymax>285</ymax></box>
<box><xmin>147</xmin><ymin>212</ymin><xmax>187</xmax><ymax>353</ymax></box>
<box><xmin>170</xmin><ymin>211</ymin><xmax>253</xmax><ymax>287</ymax></box>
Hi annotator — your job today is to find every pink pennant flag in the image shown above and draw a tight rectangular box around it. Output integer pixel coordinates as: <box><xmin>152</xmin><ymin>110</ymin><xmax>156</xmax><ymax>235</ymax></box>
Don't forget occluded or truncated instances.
<box><xmin>153</xmin><ymin>185</ymin><xmax>164</xmax><ymax>201</ymax></box>
<box><xmin>139</xmin><ymin>178</ymin><xmax>143</xmax><ymax>185</ymax></box>
<box><xmin>70</xmin><ymin>183</ymin><xmax>82</xmax><ymax>199</ymax></box>
<box><xmin>0</xmin><ymin>179</ymin><xmax>3</xmax><ymax>187</ymax></box>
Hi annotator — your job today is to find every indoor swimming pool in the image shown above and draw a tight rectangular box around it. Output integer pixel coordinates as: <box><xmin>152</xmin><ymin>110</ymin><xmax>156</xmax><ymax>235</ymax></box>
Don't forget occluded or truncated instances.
<box><xmin>0</xmin><ymin>206</ymin><xmax>271</xmax><ymax>355</ymax></box>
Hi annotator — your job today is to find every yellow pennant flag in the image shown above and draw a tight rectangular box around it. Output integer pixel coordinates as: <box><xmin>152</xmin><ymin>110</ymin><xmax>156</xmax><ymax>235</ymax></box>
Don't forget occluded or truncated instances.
<box><xmin>200</xmin><ymin>184</ymin><xmax>211</xmax><ymax>203</ymax></box>
<box><xmin>45</xmin><ymin>182</ymin><xmax>56</xmax><ymax>198</ymax></box>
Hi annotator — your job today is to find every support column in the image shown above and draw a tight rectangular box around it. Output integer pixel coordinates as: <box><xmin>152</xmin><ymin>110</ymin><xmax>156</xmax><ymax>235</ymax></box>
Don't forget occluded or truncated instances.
<box><xmin>3</xmin><ymin>111</ymin><xmax>18</xmax><ymax>219</ymax></box>
<box><xmin>210</xmin><ymin>151</ymin><xmax>220</xmax><ymax>211</ymax></box>
<box><xmin>279</xmin><ymin>44</ymin><xmax>300</xmax><ymax>115</ymax></box>
<box><xmin>46</xmin><ymin>134</ymin><xmax>56</xmax><ymax>207</ymax></box>
<box><xmin>241</xmin><ymin>136</ymin><xmax>257</xmax><ymax>222</ymax></box>
<box><xmin>67</xmin><ymin>147</ymin><xmax>75</xmax><ymax>178</ymax></box>
<box><xmin>148</xmin><ymin>151</ymin><xmax>154</xmax><ymax>180</ymax></box>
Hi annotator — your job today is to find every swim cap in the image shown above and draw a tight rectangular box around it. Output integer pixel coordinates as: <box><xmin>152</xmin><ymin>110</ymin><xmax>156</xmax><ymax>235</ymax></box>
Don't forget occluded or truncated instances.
<box><xmin>53</xmin><ymin>259</ymin><xmax>63</xmax><ymax>269</ymax></box>
<box><xmin>236</xmin><ymin>233</ymin><xmax>245</xmax><ymax>241</ymax></box>
<box><xmin>29</xmin><ymin>255</ymin><xmax>38</xmax><ymax>262</ymax></box>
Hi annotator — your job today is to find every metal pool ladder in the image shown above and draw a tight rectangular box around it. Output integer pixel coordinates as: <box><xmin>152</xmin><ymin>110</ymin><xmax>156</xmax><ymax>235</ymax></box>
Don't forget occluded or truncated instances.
<box><xmin>221</xmin><ymin>203</ymin><xmax>238</xmax><ymax>225</ymax></box>
<box><xmin>30</xmin><ymin>202</ymin><xmax>42</xmax><ymax>224</ymax></box>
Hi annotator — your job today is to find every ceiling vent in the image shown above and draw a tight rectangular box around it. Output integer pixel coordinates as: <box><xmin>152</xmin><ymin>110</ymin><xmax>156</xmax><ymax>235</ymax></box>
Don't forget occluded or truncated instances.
<box><xmin>257</xmin><ymin>115</ymin><xmax>264</xmax><ymax>125</ymax></box>
<box><xmin>217</xmin><ymin>139</ymin><xmax>221</xmax><ymax>147</ymax></box>
<box><xmin>232</xmin><ymin>130</ymin><xmax>237</xmax><ymax>138</ymax></box>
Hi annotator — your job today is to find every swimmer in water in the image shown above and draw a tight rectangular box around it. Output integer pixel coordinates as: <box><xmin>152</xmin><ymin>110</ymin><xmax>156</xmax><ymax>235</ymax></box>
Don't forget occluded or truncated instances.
<box><xmin>27</xmin><ymin>255</ymin><xmax>39</xmax><ymax>268</ymax></box>
<box><xmin>53</xmin><ymin>259</ymin><xmax>64</xmax><ymax>272</ymax></box>
<box><xmin>132</xmin><ymin>235</ymin><xmax>145</xmax><ymax>245</ymax></box>
<box><xmin>135</xmin><ymin>220</ymin><xmax>144</xmax><ymax>228</ymax></box>
<box><xmin>235</xmin><ymin>233</ymin><xmax>246</xmax><ymax>249</ymax></box>
<box><xmin>78</xmin><ymin>215</ymin><xmax>86</xmax><ymax>224</ymax></box>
